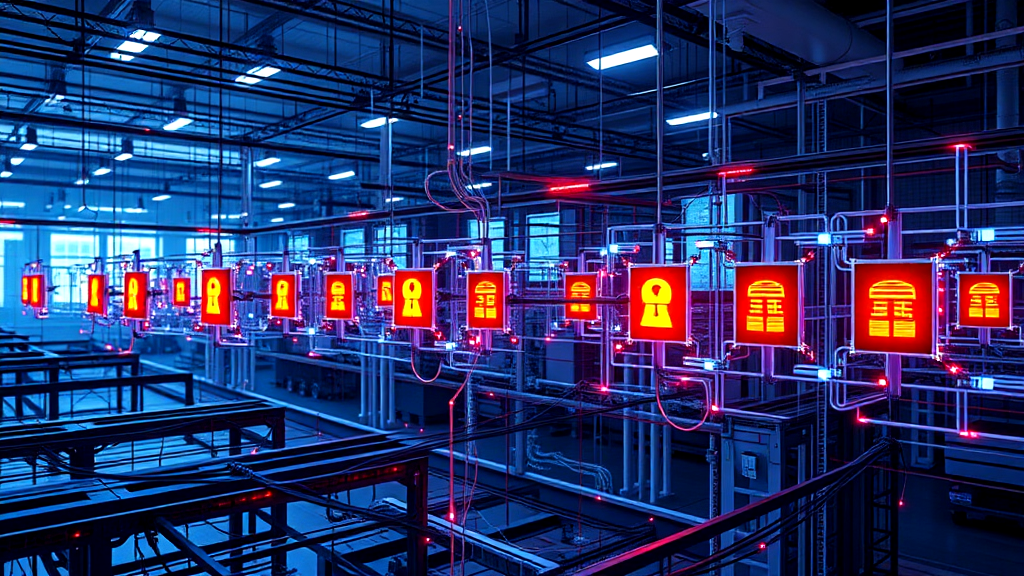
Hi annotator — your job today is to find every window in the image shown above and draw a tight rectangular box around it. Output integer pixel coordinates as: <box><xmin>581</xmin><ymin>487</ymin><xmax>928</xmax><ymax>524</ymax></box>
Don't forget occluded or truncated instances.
<box><xmin>0</xmin><ymin>230</ymin><xmax>25</xmax><ymax>307</ymax></box>
<box><xmin>51</xmin><ymin>233</ymin><xmax>99</xmax><ymax>304</ymax></box>
<box><xmin>288</xmin><ymin>234</ymin><xmax>310</xmax><ymax>253</ymax></box>
<box><xmin>107</xmin><ymin>234</ymin><xmax>159</xmax><ymax>261</ymax></box>
<box><xmin>682</xmin><ymin>196</ymin><xmax>735</xmax><ymax>290</ymax></box>
<box><xmin>187</xmin><ymin>236</ymin><xmax>236</xmax><ymax>258</ymax></box>
<box><xmin>527</xmin><ymin>212</ymin><xmax>560</xmax><ymax>281</ymax></box>
<box><xmin>467</xmin><ymin>218</ymin><xmax>506</xmax><ymax>270</ymax></box>
<box><xmin>374</xmin><ymin>224</ymin><xmax>408</xmax><ymax>267</ymax></box>
<box><xmin>342</xmin><ymin>228</ymin><xmax>366</xmax><ymax>258</ymax></box>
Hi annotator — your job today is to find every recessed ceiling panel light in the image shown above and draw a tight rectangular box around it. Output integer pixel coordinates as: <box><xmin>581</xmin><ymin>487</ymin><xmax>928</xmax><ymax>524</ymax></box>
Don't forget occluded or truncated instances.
<box><xmin>585</xmin><ymin>161</ymin><xmax>618</xmax><ymax>171</ymax></box>
<box><xmin>586</xmin><ymin>44</ymin><xmax>658</xmax><ymax>70</ymax></box>
<box><xmin>254</xmin><ymin>156</ymin><xmax>281</xmax><ymax>168</ymax></box>
<box><xmin>458</xmin><ymin>146</ymin><xmax>491</xmax><ymax>157</ymax></box>
<box><xmin>270</xmin><ymin>217</ymin><xmax>285</xmax><ymax>223</ymax></box>
<box><xmin>92</xmin><ymin>167</ymin><xmax>112</xmax><ymax>176</ymax></box>
<box><xmin>259</xmin><ymin>180</ymin><xmax>283</xmax><ymax>189</ymax></box>
<box><xmin>666</xmin><ymin>111</ymin><xmax>717</xmax><ymax>126</ymax></box>
<box><xmin>152</xmin><ymin>194</ymin><xmax>172</xmax><ymax>202</ymax></box>
<box><xmin>10</xmin><ymin>157</ymin><xmax>25</xmax><ymax>166</ymax></box>
<box><xmin>277</xmin><ymin>202</ymin><xmax>296</xmax><ymax>209</ymax></box>
<box><xmin>360</xmin><ymin>117</ymin><xmax>398</xmax><ymax>129</ymax></box>
<box><xmin>328</xmin><ymin>170</ymin><xmax>355</xmax><ymax>180</ymax></box>
<box><xmin>163</xmin><ymin>117</ymin><xmax>193</xmax><ymax>131</ymax></box>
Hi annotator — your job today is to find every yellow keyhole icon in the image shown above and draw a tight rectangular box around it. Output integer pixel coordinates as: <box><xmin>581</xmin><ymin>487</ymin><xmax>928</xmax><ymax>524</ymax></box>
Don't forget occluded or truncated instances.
<box><xmin>176</xmin><ymin>282</ymin><xmax>186</xmax><ymax>302</ymax></box>
<box><xmin>330</xmin><ymin>281</ymin><xmax>346</xmax><ymax>311</ymax></box>
<box><xmin>275</xmin><ymin>279</ymin><xmax>291</xmax><ymax>311</ymax></box>
<box><xmin>640</xmin><ymin>278</ymin><xmax>673</xmax><ymax>328</ymax></box>
<box><xmin>402</xmin><ymin>278</ymin><xmax>423</xmax><ymax>318</ymax></box>
<box><xmin>207</xmin><ymin>278</ymin><xmax>222</xmax><ymax>315</ymax></box>
<box><xmin>126</xmin><ymin>277</ymin><xmax>139</xmax><ymax>311</ymax></box>
<box><xmin>90</xmin><ymin>278</ymin><xmax>101</xmax><ymax>308</ymax></box>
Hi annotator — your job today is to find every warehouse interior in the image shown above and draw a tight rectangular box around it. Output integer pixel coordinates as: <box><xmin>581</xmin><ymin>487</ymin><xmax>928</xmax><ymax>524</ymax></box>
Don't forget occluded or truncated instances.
<box><xmin>2</xmin><ymin>0</ymin><xmax>1024</xmax><ymax>574</ymax></box>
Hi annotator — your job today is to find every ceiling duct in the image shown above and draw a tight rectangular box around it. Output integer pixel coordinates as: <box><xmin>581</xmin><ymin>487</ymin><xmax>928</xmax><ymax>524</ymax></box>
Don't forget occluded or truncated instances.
<box><xmin>687</xmin><ymin>0</ymin><xmax>886</xmax><ymax>79</ymax></box>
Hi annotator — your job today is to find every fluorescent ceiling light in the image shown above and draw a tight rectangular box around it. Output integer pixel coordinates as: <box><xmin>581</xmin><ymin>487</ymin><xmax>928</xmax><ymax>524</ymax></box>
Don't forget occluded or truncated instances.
<box><xmin>74</xmin><ymin>178</ymin><xmax>89</xmax><ymax>186</ymax></box>
<box><xmin>123</xmin><ymin>207</ymin><xmax>147</xmax><ymax>214</ymax></box>
<box><xmin>110</xmin><ymin>52</ymin><xmax>135</xmax><ymax>62</ymax></box>
<box><xmin>235</xmin><ymin>65</ymin><xmax>281</xmax><ymax>85</ymax></box>
<box><xmin>64</xmin><ymin>204</ymin><xmax>72</xmax><ymax>209</ymax></box>
<box><xmin>0</xmin><ymin>171</ymin><xmax>12</xmax><ymax>179</ymax></box>
<box><xmin>254</xmin><ymin>156</ymin><xmax>281</xmax><ymax>168</ymax></box>
<box><xmin>10</xmin><ymin>157</ymin><xmax>25</xmax><ymax>166</ymax></box>
<box><xmin>360</xmin><ymin>117</ymin><xmax>398</xmax><ymax>129</ymax></box>
<box><xmin>92</xmin><ymin>167</ymin><xmax>112</xmax><ymax>176</ymax></box>
<box><xmin>19</xmin><ymin>143</ymin><xmax>37</xmax><ymax>152</ymax></box>
<box><xmin>115</xmin><ymin>40</ymin><xmax>148</xmax><ymax>54</ymax></box>
<box><xmin>114</xmin><ymin>152</ymin><xmax>134</xmax><ymax>161</ymax></box>
<box><xmin>163</xmin><ymin>117</ymin><xmax>193</xmax><ymax>131</ymax></box>
<box><xmin>586</xmin><ymin>44</ymin><xmax>658</xmax><ymax>70</ymax></box>
<box><xmin>270</xmin><ymin>217</ymin><xmax>285</xmax><ymax>223</ymax></box>
<box><xmin>0</xmin><ymin>201</ymin><xmax>25</xmax><ymax>208</ymax></box>
<box><xmin>469</xmin><ymin>182</ymin><xmax>492</xmax><ymax>189</ymax></box>
<box><xmin>131</xmin><ymin>29</ymin><xmax>161</xmax><ymax>43</ymax></box>
<box><xmin>58</xmin><ymin>215</ymin><xmax>66</xmax><ymax>220</ymax></box>
<box><xmin>385</xmin><ymin>196</ymin><xmax>404</xmax><ymax>203</ymax></box>
<box><xmin>585</xmin><ymin>161</ymin><xmax>618</xmax><ymax>171</ymax></box>
<box><xmin>152</xmin><ymin>194</ymin><xmax>172</xmax><ymax>202</ymax></box>
<box><xmin>277</xmin><ymin>202</ymin><xmax>296</xmax><ymax>209</ymax></box>
<box><xmin>328</xmin><ymin>170</ymin><xmax>355</xmax><ymax>180</ymax></box>
<box><xmin>458</xmin><ymin>146</ymin><xmax>491</xmax><ymax>157</ymax></box>
<box><xmin>667</xmin><ymin>111</ymin><xmax>718</xmax><ymax>126</ymax></box>
<box><xmin>259</xmin><ymin>180</ymin><xmax>283</xmax><ymax>189</ymax></box>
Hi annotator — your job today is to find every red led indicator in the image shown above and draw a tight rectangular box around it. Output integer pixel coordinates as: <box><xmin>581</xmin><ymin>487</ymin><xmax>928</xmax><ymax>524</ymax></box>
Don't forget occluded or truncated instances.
<box><xmin>377</xmin><ymin>274</ymin><xmax>394</xmax><ymax>308</ymax></box>
<box><xmin>269</xmin><ymin>273</ymin><xmax>300</xmax><ymax>319</ymax></box>
<box><xmin>86</xmin><ymin>274</ymin><xmax>108</xmax><ymax>316</ymax></box>
<box><xmin>957</xmin><ymin>272</ymin><xmax>1013</xmax><ymax>329</ymax></box>
<box><xmin>733</xmin><ymin>263</ymin><xmax>804</xmax><ymax>348</ymax></box>
<box><xmin>393</xmin><ymin>269</ymin><xmax>436</xmax><ymax>329</ymax></box>
<box><xmin>852</xmin><ymin>260</ymin><xmax>936</xmax><ymax>356</ymax></box>
<box><xmin>564</xmin><ymin>273</ymin><xmax>600</xmax><ymax>322</ymax></box>
<box><xmin>122</xmin><ymin>272</ymin><xmax>150</xmax><ymax>320</ymax></box>
<box><xmin>324</xmin><ymin>272</ymin><xmax>355</xmax><ymax>320</ymax></box>
<box><xmin>172</xmin><ymin>277</ymin><xmax>191</xmax><ymax>307</ymax></box>
<box><xmin>467</xmin><ymin>271</ymin><xmax>507</xmax><ymax>331</ymax></box>
<box><xmin>628</xmin><ymin>265</ymin><xmax>690</xmax><ymax>343</ymax></box>
<box><xmin>201</xmin><ymin>268</ymin><xmax>234</xmax><ymax>326</ymax></box>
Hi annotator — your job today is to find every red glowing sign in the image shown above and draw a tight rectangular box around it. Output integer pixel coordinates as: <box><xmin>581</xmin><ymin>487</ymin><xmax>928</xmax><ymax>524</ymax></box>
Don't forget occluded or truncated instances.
<box><xmin>269</xmin><ymin>273</ymin><xmax>300</xmax><ymax>319</ymax></box>
<box><xmin>628</xmin><ymin>265</ymin><xmax>690</xmax><ymax>343</ymax></box>
<box><xmin>565</xmin><ymin>273</ymin><xmax>600</xmax><ymax>322</ymax></box>
<box><xmin>172</xmin><ymin>278</ymin><xmax>191</xmax><ymax>307</ymax></box>
<box><xmin>22</xmin><ymin>274</ymin><xmax>46</xmax><ymax>308</ymax></box>
<box><xmin>958</xmin><ymin>272</ymin><xmax>1013</xmax><ymax>329</ymax></box>
<box><xmin>377</xmin><ymin>274</ymin><xmax>395</xmax><ymax>308</ymax></box>
<box><xmin>733</xmin><ymin>263</ymin><xmax>804</xmax><ymax>348</ymax></box>
<box><xmin>852</xmin><ymin>260</ymin><xmax>936</xmax><ymax>356</ymax></box>
<box><xmin>393</xmin><ymin>269</ymin><xmax>435</xmax><ymax>329</ymax></box>
<box><xmin>324</xmin><ymin>272</ymin><xmax>355</xmax><ymax>320</ymax></box>
<box><xmin>467</xmin><ymin>271</ymin><xmax>507</xmax><ymax>331</ymax></box>
<box><xmin>201</xmin><ymin>268</ymin><xmax>234</xmax><ymax>326</ymax></box>
<box><xmin>86</xmin><ymin>274</ymin><xmax>108</xmax><ymax>316</ymax></box>
<box><xmin>122</xmin><ymin>272</ymin><xmax>150</xmax><ymax>320</ymax></box>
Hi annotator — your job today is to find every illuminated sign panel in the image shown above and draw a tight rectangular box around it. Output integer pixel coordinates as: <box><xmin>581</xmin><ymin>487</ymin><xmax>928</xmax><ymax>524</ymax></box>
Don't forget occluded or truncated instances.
<box><xmin>852</xmin><ymin>260</ymin><xmax>936</xmax><ymax>356</ymax></box>
<box><xmin>201</xmin><ymin>268</ymin><xmax>234</xmax><ymax>326</ymax></box>
<box><xmin>958</xmin><ymin>272</ymin><xmax>1013</xmax><ymax>329</ymax></box>
<box><xmin>22</xmin><ymin>275</ymin><xmax>46</xmax><ymax>308</ymax></box>
<box><xmin>467</xmin><ymin>271</ymin><xmax>507</xmax><ymax>331</ymax></box>
<box><xmin>564</xmin><ymin>273</ymin><xmax>599</xmax><ymax>321</ymax></box>
<box><xmin>86</xmin><ymin>274</ymin><xmax>108</xmax><ymax>316</ymax></box>
<box><xmin>377</xmin><ymin>274</ymin><xmax>395</xmax><ymax>308</ymax></box>
<box><xmin>324</xmin><ymin>272</ymin><xmax>355</xmax><ymax>320</ymax></box>
<box><xmin>269</xmin><ymin>273</ymin><xmax>300</xmax><ymax>319</ymax></box>
<box><xmin>733</xmin><ymin>263</ymin><xmax>803</xmax><ymax>348</ymax></box>
<box><xmin>393</xmin><ymin>269</ymin><xmax>435</xmax><ymax>329</ymax></box>
<box><xmin>172</xmin><ymin>278</ymin><xmax>192</xmax><ymax>307</ymax></box>
<box><xmin>122</xmin><ymin>272</ymin><xmax>150</xmax><ymax>320</ymax></box>
<box><xmin>628</xmin><ymin>265</ymin><xmax>690</xmax><ymax>343</ymax></box>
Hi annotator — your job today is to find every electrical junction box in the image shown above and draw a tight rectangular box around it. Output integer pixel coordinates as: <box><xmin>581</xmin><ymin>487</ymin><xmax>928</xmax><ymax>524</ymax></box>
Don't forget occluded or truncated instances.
<box><xmin>741</xmin><ymin>452</ymin><xmax>758</xmax><ymax>480</ymax></box>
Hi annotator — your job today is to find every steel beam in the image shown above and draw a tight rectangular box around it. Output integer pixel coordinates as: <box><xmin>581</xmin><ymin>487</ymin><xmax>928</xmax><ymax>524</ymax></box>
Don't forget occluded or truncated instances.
<box><xmin>153</xmin><ymin>517</ymin><xmax>232</xmax><ymax>576</ymax></box>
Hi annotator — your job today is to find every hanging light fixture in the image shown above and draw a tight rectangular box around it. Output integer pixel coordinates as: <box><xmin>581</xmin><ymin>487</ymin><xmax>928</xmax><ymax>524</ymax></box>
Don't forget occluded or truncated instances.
<box><xmin>114</xmin><ymin>138</ymin><xmax>134</xmax><ymax>161</ymax></box>
<box><xmin>20</xmin><ymin>127</ymin><xmax>38</xmax><ymax>151</ymax></box>
<box><xmin>163</xmin><ymin>96</ymin><xmax>193</xmax><ymax>131</ymax></box>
